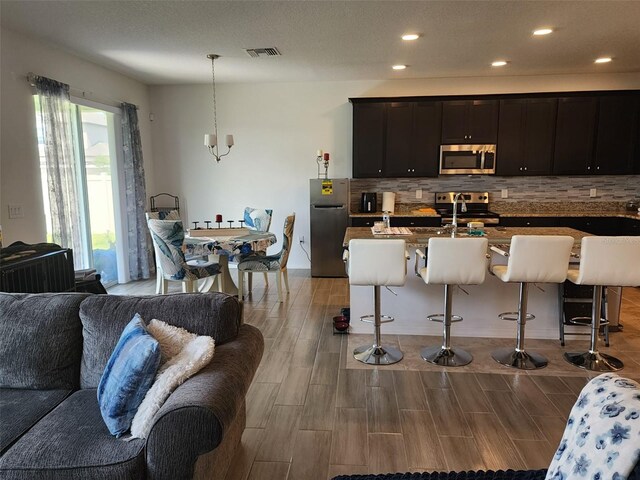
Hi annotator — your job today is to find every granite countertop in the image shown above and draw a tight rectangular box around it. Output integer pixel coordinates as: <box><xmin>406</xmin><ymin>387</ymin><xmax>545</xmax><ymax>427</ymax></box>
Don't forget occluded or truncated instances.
<box><xmin>343</xmin><ymin>226</ymin><xmax>589</xmax><ymax>247</ymax></box>
<box><xmin>350</xmin><ymin>201</ymin><xmax>640</xmax><ymax>220</ymax></box>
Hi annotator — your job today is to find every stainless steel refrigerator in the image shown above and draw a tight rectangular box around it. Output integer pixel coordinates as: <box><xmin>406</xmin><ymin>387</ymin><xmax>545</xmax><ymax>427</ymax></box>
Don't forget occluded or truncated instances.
<box><xmin>310</xmin><ymin>178</ymin><xmax>349</xmax><ymax>277</ymax></box>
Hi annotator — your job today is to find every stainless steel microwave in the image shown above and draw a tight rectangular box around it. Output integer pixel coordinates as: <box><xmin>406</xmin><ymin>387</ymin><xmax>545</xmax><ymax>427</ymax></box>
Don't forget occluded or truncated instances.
<box><xmin>439</xmin><ymin>144</ymin><xmax>496</xmax><ymax>175</ymax></box>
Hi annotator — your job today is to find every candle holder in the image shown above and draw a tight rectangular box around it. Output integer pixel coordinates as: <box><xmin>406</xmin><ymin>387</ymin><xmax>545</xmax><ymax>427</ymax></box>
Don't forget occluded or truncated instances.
<box><xmin>192</xmin><ymin>221</ymin><xmax>200</xmax><ymax>230</ymax></box>
<box><xmin>204</xmin><ymin>220</ymin><xmax>212</xmax><ymax>229</ymax></box>
<box><xmin>227</xmin><ymin>220</ymin><xmax>234</xmax><ymax>228</ymax></box>
<box><xmin>215</xmin><ymin>214</ymin><xmax>223</xmax><ymax>228</ymax></box>
<box><xmin>238</xmin><ymin>220</ymin><xmax>245</xmax><ymax>228</ymax></box>
<box><xmin>316</xmin><ymin>152</ymin><xmax>329</xmax><ymax>179</ymax></box>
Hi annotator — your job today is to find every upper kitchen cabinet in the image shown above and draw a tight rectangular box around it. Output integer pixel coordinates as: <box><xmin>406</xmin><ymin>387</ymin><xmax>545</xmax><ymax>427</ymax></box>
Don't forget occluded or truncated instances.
<box><xmin>496</xmin><ymin>98</ymin><xmax>557</xmax><ymax>175</ymax></box>
<box><xmin>593</xmin><ymin>95</ymin><xmax>639</xmax><ymax>175</ymax></box>
<box><xmin>352</xmin><ymin>103</ymin><xmax>385</xmax><ymax>178</ymax></box>
<box><xmin>352</xmin><ymin>101</ymin><xmax>441</xmax><ymax>178</ymax></box>
<box><xmin>409</xmin><ymin>101</ymin><xmax>442</xmax><ymax>177</ymax></box>
<box><xmin>553</xmin><ymin>97</ymin><xmax>598</xmax><ymax>175</ymax></box>
<box><xmin>441</xmin><ymin>100</ymin><xmax>499</xmax><ymax>144</ymax></box>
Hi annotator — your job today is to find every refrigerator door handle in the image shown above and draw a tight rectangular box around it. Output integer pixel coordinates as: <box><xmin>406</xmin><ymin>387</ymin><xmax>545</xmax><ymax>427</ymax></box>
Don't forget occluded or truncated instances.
<box><xmin>311</xmin><ymin>205</ymin><xmax>346</xmax><ymax>209</ymax></box>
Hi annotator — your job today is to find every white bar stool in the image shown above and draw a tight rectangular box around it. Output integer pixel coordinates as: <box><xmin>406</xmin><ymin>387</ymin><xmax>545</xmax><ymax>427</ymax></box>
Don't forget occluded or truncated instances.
<box><xmin>347</xmin><ymin>239</ymin><xmax>407</xmax><ymax>365</ymax></box>
<box><xmin>416</xmin><ymin>237</ymin><xmax>488</xmax><ymax>366</ymax></box>
<box><xmin>564</xmin><ymin>236</ymin><xmax>640</xmax><ymax>372</ymax></box>
<box><xmin>491</xmin><ymin>235</ymin><xmax>574</xmax><ymax>370</ymax></box>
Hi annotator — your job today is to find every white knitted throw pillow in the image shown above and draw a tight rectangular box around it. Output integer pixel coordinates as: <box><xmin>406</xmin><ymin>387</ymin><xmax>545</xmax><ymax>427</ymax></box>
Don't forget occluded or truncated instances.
<box><xmin>130</xmin><ymin>320</ymin><xmax>215</xmax><ymax>439</ymax></box>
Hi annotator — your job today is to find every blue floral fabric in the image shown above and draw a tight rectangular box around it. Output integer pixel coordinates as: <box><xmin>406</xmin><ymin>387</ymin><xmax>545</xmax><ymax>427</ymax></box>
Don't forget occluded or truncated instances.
<box><xmin>546</xmin><ymin>374</ymin><xmax>640</xmax><ymax>480</ymax></box>
<box><xmin>244</xmin><ymin>207</ymin><xmax>273</xmax><ymax>232</ymax></box>
<box><xmin>146</xmin><ymin>216</ymin><xmax>220</xmax><ymax>281</ymax></box>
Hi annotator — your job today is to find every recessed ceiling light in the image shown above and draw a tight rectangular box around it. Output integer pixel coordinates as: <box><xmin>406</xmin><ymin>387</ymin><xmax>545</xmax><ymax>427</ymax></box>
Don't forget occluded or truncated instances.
<box><xmin>533</xmin><ymin>28</ymin><xmax>554</xmax><ymax>36</ymax></box>
<box><xmin>595</xmin><ymin>57</ymin><xmax>612</xmax><ymax>64</ymax></box>
<box><xmin>402</xmin><ymin>33</ymin><xmax>420</xmax><ymax>41</ymax></box>
<box><xmin>392</xmin><ymin>64</ymin><xmax>407</xmax><ymax>70</ymax></box>
<box><xmin>491</xmin><ymin>60</ymin><xmax>508</xmax><ymax>67</ymax></box>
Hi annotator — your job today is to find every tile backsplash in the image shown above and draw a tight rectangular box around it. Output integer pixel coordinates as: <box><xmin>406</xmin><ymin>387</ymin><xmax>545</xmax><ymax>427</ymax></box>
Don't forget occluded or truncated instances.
<box><xmin>349</xmin><ymin>175</ymin><xmax>640</xmax><ymax>212</ymax></box>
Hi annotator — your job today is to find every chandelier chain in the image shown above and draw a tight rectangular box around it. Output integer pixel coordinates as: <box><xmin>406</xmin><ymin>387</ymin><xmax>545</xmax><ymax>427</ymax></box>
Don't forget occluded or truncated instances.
<box><xmin>210</xmin><ymin>55</ymin><xmax>218</xmax><ymax>140</ymax></box>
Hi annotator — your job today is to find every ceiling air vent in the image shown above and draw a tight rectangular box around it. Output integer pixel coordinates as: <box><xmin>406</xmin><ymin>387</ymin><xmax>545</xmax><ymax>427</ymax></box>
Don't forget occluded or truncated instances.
<box><xmin>244</xmin><ymin>47</ymin><xmax>281</xmax><ymax>58</ymax></box>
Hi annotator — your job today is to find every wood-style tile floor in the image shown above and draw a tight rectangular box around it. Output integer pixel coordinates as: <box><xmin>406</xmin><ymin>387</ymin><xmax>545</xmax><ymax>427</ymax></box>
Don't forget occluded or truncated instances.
<box><xmin>109</xmin><ymin>272</ymin><xmax>640</xmax><ymax>480</ymax></box>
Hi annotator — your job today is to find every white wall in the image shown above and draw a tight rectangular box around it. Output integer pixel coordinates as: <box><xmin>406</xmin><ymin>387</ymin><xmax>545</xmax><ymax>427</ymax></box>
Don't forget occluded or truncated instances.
<box><xmin>149</xmin><ymin>72</ymin><xmax>640</xmax><ymax>269</ymax></box>
<box><xmin>0</xmin><ymin>27</ymin><xmax>154</xmax><ymax>245</ymax></box>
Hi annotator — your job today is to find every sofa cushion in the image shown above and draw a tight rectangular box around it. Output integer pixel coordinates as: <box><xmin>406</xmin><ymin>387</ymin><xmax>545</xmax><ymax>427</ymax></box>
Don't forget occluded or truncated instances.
<box><xmin>0</xmin><ymin>293</ymin><xmax>88</xmax><ymax>390</ymax></box>
<box><xmin>0</xmin><ymin>389</ymin><xmax>145</xmax><ymax>480</ymax></box>
<box><xmin>98</xmin><ymin>314</ymin><xmax>161</xmax><ymax>437</ymax></box>
<box><xmin>0</xmin><ymin>388</ymin><xmax>71</xmax><ymax>455</ymax></box>
<box><xmin>79</xmin><ymin>293</ymin><xmax>242</xmax><ymax>388</ymax></box>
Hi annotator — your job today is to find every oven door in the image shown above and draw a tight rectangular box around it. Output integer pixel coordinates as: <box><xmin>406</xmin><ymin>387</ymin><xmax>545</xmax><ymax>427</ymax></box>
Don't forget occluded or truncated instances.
<box><xmin>439</xmin><ymin>145</ymin><xmax>496</xmax><ymax>174</ymax></box>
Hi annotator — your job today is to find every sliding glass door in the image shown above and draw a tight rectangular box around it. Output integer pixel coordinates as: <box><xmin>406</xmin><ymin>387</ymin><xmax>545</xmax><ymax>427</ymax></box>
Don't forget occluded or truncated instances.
<box><xmin>36</xmin><ymin>99</ymin><xmax>124</xmax><ymax>287</ymax></box>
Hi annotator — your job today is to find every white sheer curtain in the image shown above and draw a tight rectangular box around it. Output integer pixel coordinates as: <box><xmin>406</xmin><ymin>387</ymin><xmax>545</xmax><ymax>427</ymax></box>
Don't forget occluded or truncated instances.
<box><xmin>33</xmin><ymin>75</ymin><xmax>86</xmax><ymax>266</ymax></box>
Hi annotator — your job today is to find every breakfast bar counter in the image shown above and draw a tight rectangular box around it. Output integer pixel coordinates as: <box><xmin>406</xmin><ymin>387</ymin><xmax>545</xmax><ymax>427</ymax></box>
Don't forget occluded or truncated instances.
<box><xmin>344</xmin><ymin>226</ymin><xmax>590</xmax><ymax>340</ymax></box>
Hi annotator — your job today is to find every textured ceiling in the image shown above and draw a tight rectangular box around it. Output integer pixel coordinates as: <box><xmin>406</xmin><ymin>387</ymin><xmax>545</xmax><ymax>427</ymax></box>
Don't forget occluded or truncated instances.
<box><xmin>2</xmin><ymin>1</ymin><xmax>639</xmax><ymax>85</ymax></box>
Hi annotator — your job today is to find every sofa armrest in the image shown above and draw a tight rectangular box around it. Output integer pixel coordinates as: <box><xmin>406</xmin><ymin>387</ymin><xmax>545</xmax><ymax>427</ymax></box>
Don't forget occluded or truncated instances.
<box><xmin>144</xmin><ymin>324</ymin><xmax>264</xmax><ymax>480</ymax></box>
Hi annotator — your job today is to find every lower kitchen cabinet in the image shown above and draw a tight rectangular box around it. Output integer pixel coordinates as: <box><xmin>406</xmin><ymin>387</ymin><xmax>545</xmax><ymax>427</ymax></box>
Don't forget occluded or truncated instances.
<box><xmin>499</xmin><ymin>217</ymin><xmax>559</xmax><ymax>228</ymax></box>
<box><xmin>350</xmin><ymin>217</ymin><xmax>440</xmax><ymax>228</ymax></box>
<box><xmin>500</xmin><ymin>216</ymin><xmax>639</xmax><ymax>235</ymax></box>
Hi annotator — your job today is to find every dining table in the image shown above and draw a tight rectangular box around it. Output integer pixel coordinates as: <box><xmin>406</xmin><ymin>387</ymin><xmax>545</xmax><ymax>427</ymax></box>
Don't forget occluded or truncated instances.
<box><xmin>184</xmin><ymin>229</ymin><xmax>277</xmax><ymax>296</ymax></box>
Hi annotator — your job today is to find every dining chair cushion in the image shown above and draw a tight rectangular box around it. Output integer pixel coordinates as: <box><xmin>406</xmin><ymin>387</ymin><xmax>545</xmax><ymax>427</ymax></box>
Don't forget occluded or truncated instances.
<box><xmin>244</xmin><ymin>208</ymin><xmax>273</xmax><ymax>232</ymax></box>
<box><xmin>237</xmin><ymin>255</ymin><xmax>282</xmax><ymax>272</ymax></box>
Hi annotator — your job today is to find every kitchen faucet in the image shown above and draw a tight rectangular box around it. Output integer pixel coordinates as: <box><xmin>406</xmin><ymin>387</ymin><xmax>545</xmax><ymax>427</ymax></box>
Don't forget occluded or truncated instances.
<box><xmin>451</xmin><ymin>193</ymin><xmax>467</xmax><ymax>238</ymax></box>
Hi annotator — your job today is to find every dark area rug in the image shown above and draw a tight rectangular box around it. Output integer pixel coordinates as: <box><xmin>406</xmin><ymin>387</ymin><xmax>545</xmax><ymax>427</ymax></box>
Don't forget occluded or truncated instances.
<box><xmin>331</xmin><ymin>470</ymin><xmax>548</xmax><ymax>480</ymax></box>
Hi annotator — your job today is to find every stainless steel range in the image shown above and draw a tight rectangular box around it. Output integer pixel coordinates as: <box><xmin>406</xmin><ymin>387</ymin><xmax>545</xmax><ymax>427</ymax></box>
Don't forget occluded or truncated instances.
<box><xmin>435</xmin><ymin>191</ymin><xmax>500</xmax><ymax>226</ymax></box>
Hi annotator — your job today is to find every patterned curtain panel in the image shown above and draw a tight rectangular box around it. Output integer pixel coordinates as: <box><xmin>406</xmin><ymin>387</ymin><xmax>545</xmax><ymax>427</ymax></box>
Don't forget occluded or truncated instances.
<box><xmin>122</xmin><ymin>103</ymin><xmax>153</xmax><ymax>280</ymax></box>
<box><xmin>33</xmin><ymin>76</ymin><xmax>86</xmax><ymax>267</ymax></box>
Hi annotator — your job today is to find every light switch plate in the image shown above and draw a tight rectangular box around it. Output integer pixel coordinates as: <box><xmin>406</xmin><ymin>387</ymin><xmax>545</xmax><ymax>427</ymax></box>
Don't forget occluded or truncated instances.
<box><xmin>590</xmin><ymin>188</ymin><xmax>597</xmax><ymax>198</ymax></box>
<box><xmin>416</xmin><ymin>189</ymin><xmax>422</xmax><ymax>199</ymax></box>
<box><xmin>8</xmin><ymin>204</ymin><xmax>24</xmax><ymax>219</ymax></box>
<box><xmin>501</xmin><ymin>189</ymin><xmax>509</xmax><ymax>199</ymax></box>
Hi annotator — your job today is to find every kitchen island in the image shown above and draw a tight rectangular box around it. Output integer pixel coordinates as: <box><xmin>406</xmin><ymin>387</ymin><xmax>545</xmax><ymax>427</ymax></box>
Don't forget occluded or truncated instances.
<box><xmin>344</xmin><ymin>226</ymin><xmax>590</xmax><ymax>339</ymax></box>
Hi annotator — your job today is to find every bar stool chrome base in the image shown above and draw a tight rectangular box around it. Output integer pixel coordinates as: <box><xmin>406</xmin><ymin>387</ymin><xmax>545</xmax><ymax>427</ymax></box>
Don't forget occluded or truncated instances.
<box><xmin>491</xmin><ymin>347</ymin><xmax>548</xmax><ymax>370</ymax></box>
<box><xmin>353</xmin><ymin>344</ymin><xmax>403</xmax><ymax>365</ymax></box>
<box><xmin>421</xmin><ymin>345</ymin><xmax>472</xmax><ymax>367</ymax></box>
<box><xmin>564</xmin><ymin>351</ymin><xmax>623</xmax><ymax>372</ymax></box>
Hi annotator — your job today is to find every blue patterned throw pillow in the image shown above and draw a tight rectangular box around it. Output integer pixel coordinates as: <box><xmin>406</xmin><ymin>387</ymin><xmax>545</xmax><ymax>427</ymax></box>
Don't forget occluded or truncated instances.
<box><xmin>97</xmin><ymin>314</ymin><xmax>161</xmax><ymax>437</ymax></box>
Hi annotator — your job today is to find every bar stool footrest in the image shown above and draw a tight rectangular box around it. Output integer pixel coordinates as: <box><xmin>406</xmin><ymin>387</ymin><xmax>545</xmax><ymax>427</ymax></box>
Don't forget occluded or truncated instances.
<box><xmin>491</xmin><ymin>347</ymin><xmax>548</xmax><ymax>370</ymax></box>
<box><xmin>567</xmin><ymin>316</ymin><xmax>609</xmax><ymax>327</ymax></box>
<box><xmin>427</xmin><ymin>313</ymin><xmax>463</xmax><ymax>323</ymax></box>
<box><xmin>360</xmin><ymin>314</ymin><xmax>394</xmax><ymax>324</ymax></box>
<box><xmin>353</xmin><ymin>344</ymin><xmax>403</xmax><ymax>365</ymax></box>
<box><xmin>498</xmin><ymin>311</ymin><xmax>535</xmax><ymax>322</ymax></box>
<box><xmin>563</xmin><ymin>351</ymin><xmax>623</xmax><ymax>372</ymax></box>
<box><xmin>421</xmin><ymin>345</ymin><xmax>472</xmax><ymax>367</ymax></box>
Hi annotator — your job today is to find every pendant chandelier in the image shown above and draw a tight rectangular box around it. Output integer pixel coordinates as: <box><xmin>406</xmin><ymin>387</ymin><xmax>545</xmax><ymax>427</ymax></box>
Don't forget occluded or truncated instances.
<box><xmin>204</xmin><ymin>54</ymin><xmax>234</xmax><ymax>162</ymax></box>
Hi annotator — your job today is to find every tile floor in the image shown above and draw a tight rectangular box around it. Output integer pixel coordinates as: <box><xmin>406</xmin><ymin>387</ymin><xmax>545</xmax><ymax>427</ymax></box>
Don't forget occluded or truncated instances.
<box><xmin>109</xmin><ymin>272</ymin><xmax>640</xmax><ymax>480</ymax></box>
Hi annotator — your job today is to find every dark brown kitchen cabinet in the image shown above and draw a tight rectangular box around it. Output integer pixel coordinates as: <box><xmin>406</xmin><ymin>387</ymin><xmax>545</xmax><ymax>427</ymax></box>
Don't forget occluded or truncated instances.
<box><xmin>385</xmin><ymin>103</ymin><xmax>415</xmax><ymax>177</ymax></box>
<box><xmin>411</xmin><ymin>102</ymin><xmax>442</xmax><ymax>176</ymax></box>
<box><xmin>593</xmin><ymin>95</ymin><xmax>639</xmax><ymax>174</ymax></box>
<box><xmin>441</xmin><ymin>100</ymin><xmax>498</xmax><ymax>144</ymax></box>
<box><xmin>496</xmin><ymin>98</ymin><xmax>557</xmax><ymax>175</ymax></box>
<box><xmin>553</xmin><ymin>97</ymin><xmax>598</xmax><ymax>175</ymax></box>
<box><xmin>352</xmin><ymin>103</ymin><xmax>385</xmax><ymax>178</ymax></box>
<box><xmin>353</xmin><ymin>101</ymin><xmax>441</xmax><ymax>178</ymax></box>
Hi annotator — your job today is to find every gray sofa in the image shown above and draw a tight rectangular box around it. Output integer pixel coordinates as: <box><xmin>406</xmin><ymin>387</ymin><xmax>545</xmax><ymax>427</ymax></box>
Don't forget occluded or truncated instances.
<box><xmin>0</xmin><ymin>292</ymin><xmax>264</xmax><ymax>480</ymax></box>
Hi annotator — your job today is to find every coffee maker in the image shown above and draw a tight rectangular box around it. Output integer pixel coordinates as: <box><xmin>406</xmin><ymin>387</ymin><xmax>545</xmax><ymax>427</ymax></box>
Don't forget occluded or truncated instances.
<box><xmin>360</xmin><ymin>193</ymin><xmax>377</xmax><ymax>213</ymax></box>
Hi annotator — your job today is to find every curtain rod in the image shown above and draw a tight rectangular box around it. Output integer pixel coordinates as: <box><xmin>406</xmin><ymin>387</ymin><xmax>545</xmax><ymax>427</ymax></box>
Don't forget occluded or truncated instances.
<box><xmin>26</xmin><ymin>72</ymin><xmax>136</xmax><ymax>110</ymax></box>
